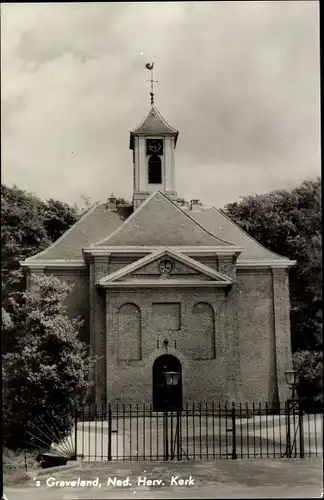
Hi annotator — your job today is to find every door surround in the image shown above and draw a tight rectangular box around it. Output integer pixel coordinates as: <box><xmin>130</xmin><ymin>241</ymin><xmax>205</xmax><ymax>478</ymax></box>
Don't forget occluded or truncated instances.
<box><xmin>152</xmin><ymin>354</ymin><xmax>183</xmax><ymax>411</ymax></box>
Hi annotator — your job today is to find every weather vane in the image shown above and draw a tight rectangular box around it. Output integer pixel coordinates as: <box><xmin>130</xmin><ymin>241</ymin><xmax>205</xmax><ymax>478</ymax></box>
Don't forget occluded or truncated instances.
<box><xmin>145</xmin><ymin>62</ymin><xmax>158</xmax><ymax>105</ymax></box>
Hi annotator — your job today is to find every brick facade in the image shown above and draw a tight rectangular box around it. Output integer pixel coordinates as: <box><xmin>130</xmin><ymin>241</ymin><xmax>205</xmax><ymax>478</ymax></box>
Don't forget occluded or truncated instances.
<box><xmin>24</xmin><ymin>256</ymin><xmax>293</xmax><ymax>408</ymax></box>
<box><xmin>105</xmin><ymin>286</ymin><xmax>229</xmax><ymax>404</ymax></box>
<box><xmin>23</xmin><ymin>192</ymin><xmax>295</xmax><ymax>408</ymax></box>
<box><xmin>25</xmin><ymin>251</ymin><xmax>294</xmax><ymax>409</ymax></box>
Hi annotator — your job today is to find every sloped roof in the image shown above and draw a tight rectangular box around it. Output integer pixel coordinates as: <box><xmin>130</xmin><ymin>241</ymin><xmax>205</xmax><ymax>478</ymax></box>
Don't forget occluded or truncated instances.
<box><xmin>130</xmin><ymin>105</ymin><xmax>179</xmax><ymax>149</ymax></box>
<box><xmin>22</xmin><ymin>193</ymin><xmax>290</xmax><ymax>265</ymax></box>
<box><xmin>189</xmin><ymin>207</ymin><xmax>288</xmax><ymax>261</ymax></box>
<box><xmin>25</xmin><ymin>203</ymin><xmax>132</xmax><ymax>261</ymax></box>
<box><xmin>93</xmin><ymin>191</ymin><xmax>234</xmax><ymax>248</ymax></box>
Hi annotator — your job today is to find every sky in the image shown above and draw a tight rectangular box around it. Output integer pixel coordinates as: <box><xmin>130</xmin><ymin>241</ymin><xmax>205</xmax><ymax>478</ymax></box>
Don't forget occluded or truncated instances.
<box><xmin>1</xmin><ymin>1</ymin><xmax>320</xmax><ymax>209</ymax></box>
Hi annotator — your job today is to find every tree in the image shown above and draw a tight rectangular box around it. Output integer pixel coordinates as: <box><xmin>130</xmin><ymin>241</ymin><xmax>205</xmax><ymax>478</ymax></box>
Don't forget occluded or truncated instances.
<box><xmin>76</xmin><ymin>194</ymin><xmax>94</xmax><ymax>216</ymax></box>
<box><xmin>116</xmin><ymin>197</ymin><xmax>131</xmax><ymax>206</ymax></box>
<box><xmin>1</xmin><ymin>184</ymin><xmax>79</xmax><ymax>328</ymax></box>
<box><xmin>43</xmin><ymin>198</ymin><xmax>78</xmax><ymax>243</ymax></box>
<box><xmin>223</xmin><ymin>178</ymin><xmax>322</xmax><ymax>402</ymax></box>
<box><xmin>3</xmin><ymin>274</ymin><xmax>97</xmax><ymax>450</ymax></box>
<box><xmin>1</xmin><ymin>185</ymin><xmax>50</xmax><ymax>304</ymax></box>
<box><xmin>75</xmin><ymin>194</ymin><xmax>132</xmax><ymax>217</ymax></box>
<box><xmin>293</xmin><ymin>350</ymin><xmax>323</xmax><ymax>407</ymax></box>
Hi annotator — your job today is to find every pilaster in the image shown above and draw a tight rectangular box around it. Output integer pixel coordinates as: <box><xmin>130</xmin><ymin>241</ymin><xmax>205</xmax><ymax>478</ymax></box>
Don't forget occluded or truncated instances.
<box><xmin>138</xmin><ymin>137</ymin><xmax>145</xmax><ymax>191</ymax></box>
<box><xmin>219</xmin><ymin>255</ymin><xmax>242</xmax><ymax>400</ymax></box>
<box><xmin>224</xmin><ymin>282</ymin><xmax>242</xmax><ymax>401</ymax></box>
<box><xmin>134</xmin><ymin>136</ymin><xmax>140</xmax><ymax>192</ymax></box>
<box><xmin>164</xmin><ymin>136</ymin><xmax>172</xmax><ymax>192</ymax></box>
<box><xmin>218</xmin><ymin>255</ymin><xmax>237</xmax><ymax>280</ymax></box>
<box><xmin>89</xmin><ymin>255</ymin><xmax>110</xmax><ymax>405</ymax></box>
<box><xmin>272</xmin><ymin>268</ymin><xmax>293</xmax><ymax>404</ymax></box>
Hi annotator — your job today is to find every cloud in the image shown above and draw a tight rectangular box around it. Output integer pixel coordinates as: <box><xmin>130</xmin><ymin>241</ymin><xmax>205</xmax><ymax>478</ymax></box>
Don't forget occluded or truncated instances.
<box><xmin>1</xmin><ymin>1</ymin><xmax>320</xmax><ymax>208</ymax></box>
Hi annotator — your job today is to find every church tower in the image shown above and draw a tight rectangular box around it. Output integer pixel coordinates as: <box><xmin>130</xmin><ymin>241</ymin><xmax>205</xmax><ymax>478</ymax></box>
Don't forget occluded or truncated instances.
<box><xmin>130</xmin><ymin>64</ymin><xmax>179</xmax><ymax>209</ymax></box>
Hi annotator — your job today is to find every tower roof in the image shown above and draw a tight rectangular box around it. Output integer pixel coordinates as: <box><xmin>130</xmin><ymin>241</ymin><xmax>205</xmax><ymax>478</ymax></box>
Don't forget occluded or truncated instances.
<box><xmin>130</xmin><ymin>105</ymin><xmax>179</xmax><ymax>149</ymax></box>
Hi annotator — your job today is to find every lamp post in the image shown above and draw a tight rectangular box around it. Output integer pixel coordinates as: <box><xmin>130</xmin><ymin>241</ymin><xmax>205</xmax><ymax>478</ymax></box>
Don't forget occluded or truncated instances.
<box><xmin>284</xmin><ymin>369</ymin><xmax>302</xmax><ymax>458</ymax></box>
<box><xmin>163</xmin><ymin>371</ymin><xmax>180</xmax><ymax>460</ymax></box>
<box><xmin>284</xmin><ymin>370</ymin><xmax>299</xmax><ymax>401</ymax></box>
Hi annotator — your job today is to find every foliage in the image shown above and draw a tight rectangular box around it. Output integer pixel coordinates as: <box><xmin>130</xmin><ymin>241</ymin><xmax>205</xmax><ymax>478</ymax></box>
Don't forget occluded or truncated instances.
<box><xmin>1</xmin><ymin>185</ymin><xmax>78</xmax><ymax>305</ymax></box>
<box><xmin>224</xmin><ymin>178</ymin><xmax>322</xmax><ymax>401</ymax></box>
<box><xmin>293</xmin><ymin>350</ymin><xmax>323</xmax><ymax>407</ymax></box>
<box><xmin>72</xmin><ymin>194</ymin><xmax>131</xmax><ymax>217</ymax></box>
<box><xmin>2</xmin><ymin>306</ymin><xmax>13</xmax><ymax>330</ymax></box>
<box><xmin>116</xmin><ymin>197</ymin><xmax>131</xmax><ymax>205</ymax></box>
<box><xmin>76</xmin><ymin>194</ymin><xmax>94</xmax><ymax>215</ymax></box>
<box><xmin>2</xmin><ymin>274</ymin><xmax>97</xmax><ymax>450</ymax></box>
<box><xmin>224</xmin><ymin>178</ymin><xmax>321</xmax><ymax>351</ymax></box>
<box><xmin>1</xmin><ymin>184</ymin><xmax>129</xmax><ymax>450</ymax></box>
<box><xmin>1</xmin><ymin>185</ymin><xmax>49</xmax><ymax>302</ymax></box>
<box><xmin>3</xmin><ymin>467</ymin><xmax>31</xmax><ymax>486</ymax></box>
<box><xmin>3</xmin><ymin>447</ymin><xmax>39</xmax><ymax>485</ymax></box>
<box><xmin>42</xmin><ymin>198</ymin><xmax>78</xmax><ymax>243</ymax></box>
<box><xmin>1</xmin><ymin>184</ymin><xmax>79</xmax><ymax>352</ymax></box>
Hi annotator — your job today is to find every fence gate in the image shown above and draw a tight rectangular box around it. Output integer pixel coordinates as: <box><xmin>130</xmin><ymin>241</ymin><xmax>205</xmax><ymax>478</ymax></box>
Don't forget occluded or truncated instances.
<box><xmin>74</xmin><ymin>402</ymin><xmax>323</xmax><ymax>461</ymax></box>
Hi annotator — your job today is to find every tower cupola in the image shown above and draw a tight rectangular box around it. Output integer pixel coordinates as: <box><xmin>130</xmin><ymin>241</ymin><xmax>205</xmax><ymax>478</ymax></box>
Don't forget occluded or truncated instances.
<box><xmin>130</xmin><ymin>64</ymin><xmax>179</xmax><ymax>209</ymax></box>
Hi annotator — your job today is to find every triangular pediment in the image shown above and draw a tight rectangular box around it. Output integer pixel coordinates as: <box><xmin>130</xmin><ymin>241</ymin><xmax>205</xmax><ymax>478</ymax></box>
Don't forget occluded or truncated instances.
<box><xmin>93</xmin><ymin>191</ymin><xmax>234</xmax><ymax>248</ymax></box>
<box><xmin>98</xmin><ymin>249</ymin><xmax>232</xmax><ymax>287</ymax></box>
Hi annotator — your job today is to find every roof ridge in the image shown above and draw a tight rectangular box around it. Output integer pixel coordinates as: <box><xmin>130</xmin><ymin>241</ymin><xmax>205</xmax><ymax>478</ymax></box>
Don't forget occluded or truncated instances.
<box><xmin>25</xmin><ymin>201</ymin><xmax>101</xmax><ymax>261</ymax></box>
<box><xmin>93</xmin><ymin>191</ymin><xmax>235</xmax><ymax>248</ymax></box>
<box><xmin>151</xmin><ymin>105</ymin><xmax>178</xmax><ymax>133</ymax></box>
<box><xmin>131</xmin><ymin>106</ymin><xmax>151</xmax><ymax>132</ymax></box>
<box><xmin>161</xmin><ymin>193</ymin><xmax>235</xmax><ymax>246</ymax></box>
<box><xmin>213</xmin><ymin>207</ymin><xmax>288</xmax><ymax>260</ymax></box>
<box><xmin>131</xmin><ymin>105</ymin><xmax>178</xmax><ymax>134</ymax></box>
<box><xmin>91</xmin><ymin>191</ymin><xmax>158</xmax><ymax>246</ymax></box>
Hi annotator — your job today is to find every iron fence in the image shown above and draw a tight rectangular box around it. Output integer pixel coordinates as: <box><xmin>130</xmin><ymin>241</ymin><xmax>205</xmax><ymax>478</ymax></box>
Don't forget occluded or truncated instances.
<box><xmin>73</xmin><ymin>402</ymin><xmax>323</xmax><ymax>461</ymax></box>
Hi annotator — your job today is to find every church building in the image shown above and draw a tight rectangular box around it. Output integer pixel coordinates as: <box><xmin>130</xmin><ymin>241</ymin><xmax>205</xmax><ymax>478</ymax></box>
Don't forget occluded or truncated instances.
<box><xmin>22</xmin><ymin>84</ymin><xmax>296</xmax><ymax>410</ymax></box>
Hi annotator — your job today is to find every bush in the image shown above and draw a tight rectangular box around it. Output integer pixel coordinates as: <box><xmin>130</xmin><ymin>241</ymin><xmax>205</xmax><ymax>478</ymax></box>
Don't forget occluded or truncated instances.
<box><xmin>3</xmin><ymin>274</ymin><xmax>97</xmax><ymax>450</ymax></box>
<box><xmin>293</xmin><ymin>350</ymin><xmax>323</xmax><ymax>409</ymax></box>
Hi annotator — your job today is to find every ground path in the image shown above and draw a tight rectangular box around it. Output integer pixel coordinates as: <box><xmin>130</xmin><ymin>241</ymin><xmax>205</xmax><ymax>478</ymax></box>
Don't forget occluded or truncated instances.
<box><xmin>68</xmin><ymin>413</ymin><xmax>322</xmax><ymax>460</ymax></box>
<box><xmin>4</xmin><ymin>458</ymin><xmax>323</xmax><ymax>499</ymax></box>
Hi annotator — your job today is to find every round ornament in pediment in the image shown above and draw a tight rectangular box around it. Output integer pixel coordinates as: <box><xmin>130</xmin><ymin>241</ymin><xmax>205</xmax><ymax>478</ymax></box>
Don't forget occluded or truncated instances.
<box><xmin>158</xmin><ymin>259</ymin><xmax>174</xmax><ymax>275</ymax></box>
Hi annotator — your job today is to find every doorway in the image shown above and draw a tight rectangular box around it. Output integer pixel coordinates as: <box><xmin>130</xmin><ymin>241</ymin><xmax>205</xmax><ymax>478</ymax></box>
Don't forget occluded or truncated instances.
<box><xmin>152</xmin><ymin>354</ymin><xmax>183</xmax><ymax>411</ymax></box>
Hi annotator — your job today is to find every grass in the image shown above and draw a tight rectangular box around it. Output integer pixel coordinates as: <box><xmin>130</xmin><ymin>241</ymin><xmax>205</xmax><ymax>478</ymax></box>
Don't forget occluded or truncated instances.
<box><xmin>3</xmin><ymin>447</ymin><xmax>40</xmax><ymax>485</ymax></box>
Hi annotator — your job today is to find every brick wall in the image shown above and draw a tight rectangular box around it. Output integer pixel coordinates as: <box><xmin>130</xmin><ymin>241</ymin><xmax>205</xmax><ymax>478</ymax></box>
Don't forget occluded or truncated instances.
<box><xmin>236</xmin><ymin>269</ymin><xmax>285</xmax><ymax>407</ymax></box>
<box><xmin>191</xmin><ymin>255</ymin><xmax>218</xmax><ymax>271</ymax></box>
<box><xmin>108</xmin><ymin>255</ymin><xmax>144</xmax><ymax>274</ymax></box>
<box><xmin>105</xmin><ymin>287</ymin><xmax>230</xmax><ymax>405</ymax></box>
<box><xmin>26</xmin><ymin>257</ymin><xmax>292</xmax><ymax>407</ymax></box>
<box><xmin>89</xmin><ymin>256</ymin><xmax>110</xmax><ymax>403</ymax></box>
<box><xmin>272</xmin><ymin>268</ymin><xmax>293</xmax><ymax>403</ymax></box>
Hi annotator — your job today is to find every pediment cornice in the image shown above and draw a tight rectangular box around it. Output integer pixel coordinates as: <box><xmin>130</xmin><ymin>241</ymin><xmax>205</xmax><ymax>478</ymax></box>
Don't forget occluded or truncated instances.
<box><xmin>83</xmin><ymin>245</ymin><xmax>243</xmax><ymax>259</ymax></box>
<box><xmin>97</xmin><ymin>248</ymin><xmax>233</xmax><ymax>288</ymax></box>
